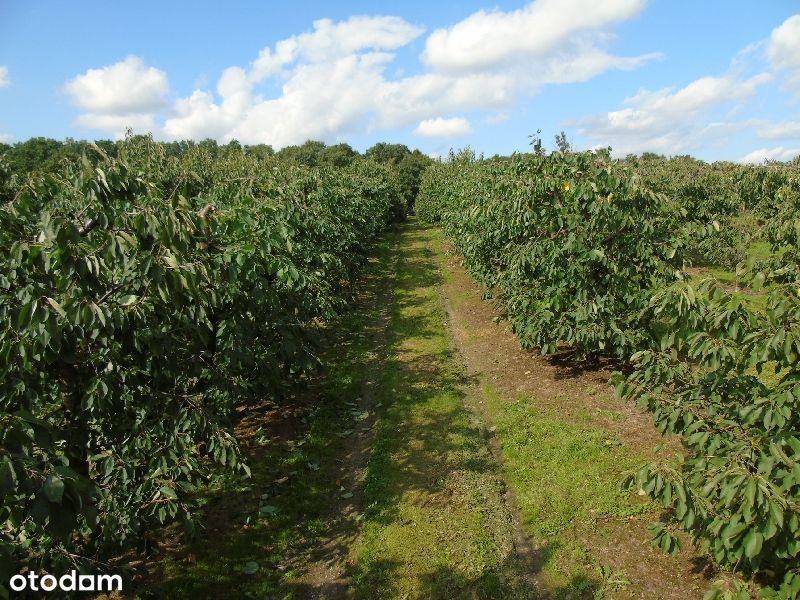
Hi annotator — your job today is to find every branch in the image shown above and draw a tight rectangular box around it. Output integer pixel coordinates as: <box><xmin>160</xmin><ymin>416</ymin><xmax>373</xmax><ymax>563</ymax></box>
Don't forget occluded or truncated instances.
<box><xmin>79</xmin><ymin>218</ymin><xmax>98</xmax><ymax>236</ymax></box>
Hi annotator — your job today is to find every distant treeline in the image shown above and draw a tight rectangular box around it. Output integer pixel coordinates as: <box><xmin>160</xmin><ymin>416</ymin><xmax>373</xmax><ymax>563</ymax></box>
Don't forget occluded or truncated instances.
<box><xmin>0</xmin><ymin>136</ymin><xmax>434</xmax><ymax>209</ymax></box>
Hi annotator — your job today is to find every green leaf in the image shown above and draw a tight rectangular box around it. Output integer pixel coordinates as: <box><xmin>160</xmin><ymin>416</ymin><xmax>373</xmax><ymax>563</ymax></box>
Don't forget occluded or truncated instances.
<box><xmin>90</xmin><ymin>302</ymin><xmax>106</xmax><ymax>327</ymax></box>
<box><xmin>159</xmin><ymin>486</ymin><xmax>178</xmax><ymax>500</ymax></box>
<box><xmin>43</xmin><ymin>475</ymin><xmax>65</xmax><ymax>504</ymax></box>
<box><xmin>242</xmin><ymin>561</ymin><xmax>259</xmax><ymax>575</ymax></box>
<box><xmin>0</xmin><ymin>460</ymin><xmax>17</xmax><ymax>494</ymax></box>
<box><xmin>588</xmin><ymin>249</ymin><xmax>605</xmax><ymax>260</ymax></box>
<box><xmin>119</xmin><ymin>294</ymin><xmax>138</xmax><ymax>306</ymax></box>
<box><xmin>744</xmin><ymin>530</ymin><xmax>763</xmax><ymax>558</ymax></box>
<box><xmin>164</xmin><ymin>253</ymin><xmax>180</xmax><ymax>269</ymax></box>
<box><xmin>45</xmin><ymin>297</ymin><xmax>67</xmax><ymax>318</ymax></box>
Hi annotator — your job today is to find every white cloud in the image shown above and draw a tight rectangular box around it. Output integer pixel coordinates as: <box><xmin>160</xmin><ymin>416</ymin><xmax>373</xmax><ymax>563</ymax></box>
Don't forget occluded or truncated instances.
<box><xmin>64</xmin><ymin>56</ymin><xmax>169</xmax><ymax>137</ymax></box>
<box><xmin>767</xmin><ymin>14</ymin><xmax>800</xmax><ymax>90</ymax></box>
<box><xmin>756</xmin><ymin>120</ymin><xmax>800</xmax><ymax>140</ymax></box>
<box><xmin>250</xmin><ymin>16</ymin><xmax>424</xmax><ymax>80</ymax></box>
<box><xmin>422</xmin><ymin>0</ymin><xmax>646</xmax><ymax>72</ymax></box>
<box><xmin>414</xmin><ymin>117</ymin><xmax>473</xmax><ymax>137</ymax></box>
<box><xmin>163</xmin><ymin>16</ymin><xmax>423</xmax><ymax>144</ymax></box>
<box><xmin>486</xmin><ymin>111</ymin><xmax>511</xmax><ymax>124</ymax></box>
<box><xmin>1</xmin><ymin>68</ymin><xmax>12</xmax><ymax>143</ymax></box>
<box><xmin>162</xmin><ymin>5</ymin><xmax>653</xmax><ymax>146</ymax></box>
<box><xmin>64</xmin><ymin>56</ymin><xmax>168</xmax><ymax>115</ymax></box>
<box><xmin>573</xmin><ymin>72</ymin><xmax>772</xmax><ymax>155</ymax></box>
<box><xmin>767</xmin><ymin>15</ymin><xmax>800</xmax><ymax>70</ymax></box>
<box><xmin>740</xmin><ymin>146</ymin><xmax>800</xmax><ymax>164</ymax></box>
<box><xmin>73</xmin><ymin>5</ymin><xmax>653</xmax><ymax>145</ymax></box>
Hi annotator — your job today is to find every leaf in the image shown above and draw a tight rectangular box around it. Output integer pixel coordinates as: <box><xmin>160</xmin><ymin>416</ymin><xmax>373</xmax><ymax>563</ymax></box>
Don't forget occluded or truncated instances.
<box><xmin>0</xmin><ymin>460</ymin><xmax>17</xmax><ymax>494</ymax></box>
<box><xmin>17</xmin><ymin>302</ymin><xmax>32</xmax><ymax>328</ymax></box>
<box><xmin>259</xmin><ymin>505</ymin><xmax>277</xmax><ymax>515</ymax></box>
<box><xmin>43</xmin><ymin>474</ymin><xmax>65</xmax><ymax>504</ymax></box>
<box><xmin>119</xmin><ymin>294</ymin><xmax>138</xmax><ymax>306</ymax></box>
<box><xmin>242</xmin><ymin>561</ymin><xmax>259</xmax><ymax>575</ymax></box>
<box><xmin>159</xmin><ymin>486</ymin><xmax>178</xmax><ymax>500</ymax></box>
<box><xmin>45</xmin><ymin>297</ymin><xmax>67</xmax><ymax>318</ymax></box>
<box><xmin>90</xmin><ymin>302</ymin><xmax>106</xmax><ymax>327</ymax></box>
<box><xmin>744</xmin><ymin>530</ymin><xmax>763</xmax><ymax>558</ymax></box>
<box><xmin>588</xmin><ymin>249</ymin><xmax>605</xmax><ymax>260</ymax></box>
<box><xmin>341</xmin><ymin>491</ymin><xmax>354</xmax><ymax>499</ymax></box>
<box><xmin>164</xmin><ymin>253</ymin><xmax>180</xmax><ymax>269</ymax></box>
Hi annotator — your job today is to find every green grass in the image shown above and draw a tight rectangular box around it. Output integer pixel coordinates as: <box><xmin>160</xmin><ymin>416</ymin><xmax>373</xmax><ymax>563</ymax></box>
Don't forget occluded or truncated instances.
<box><xmin>352</xmin><ymin>220</ymin><xmax>532</xmax><ymax>599</ymax></box>
<box><xmin>481</xmin><ymin>386</ymin><xmax>651</xmax><ymax>596</ymax></box>
<box><xmin>690</xmin><ymin>239</ymin><xmax>781</xmax><ymax>312</ymax></box>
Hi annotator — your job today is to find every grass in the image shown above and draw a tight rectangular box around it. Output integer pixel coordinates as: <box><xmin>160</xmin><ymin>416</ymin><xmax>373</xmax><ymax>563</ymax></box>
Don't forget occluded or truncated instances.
<box><xmin>134</xmin><ymin>218</ymin><xmax>705</xmax><ymax>599</ymax></box>
<box><xmin>689</xmin><ymin>239</ymin><xmax>778</xmax><ymax>312</ymax></box>
<box><xmin>481</xmin><ymin>385</ymin><xmax>651</xmax><ymax>597</ymax></box>
<box><xmin>351</xmin><ymin>220</ymin><xmax>532</xmax><ymax>599</ymax></box>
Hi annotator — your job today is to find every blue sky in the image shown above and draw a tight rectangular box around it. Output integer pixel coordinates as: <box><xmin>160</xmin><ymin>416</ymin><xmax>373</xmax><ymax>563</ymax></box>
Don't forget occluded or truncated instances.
<box><xmin>0</xmin><ymin>1</ymin><xmax>798</xmax><ymax>162</ymax></box>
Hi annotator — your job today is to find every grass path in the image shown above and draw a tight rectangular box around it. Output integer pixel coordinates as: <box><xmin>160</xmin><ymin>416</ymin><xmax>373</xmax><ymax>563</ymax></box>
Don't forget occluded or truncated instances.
<box><xmin>350</xmin><ymin>220</ymin><xmax>535</xmax><ymax>598</ymax></box>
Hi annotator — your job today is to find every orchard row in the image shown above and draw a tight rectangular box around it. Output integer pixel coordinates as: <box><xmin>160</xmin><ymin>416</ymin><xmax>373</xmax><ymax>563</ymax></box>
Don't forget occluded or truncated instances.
<box><xmin>417</xmin><ymin>149</ymin><xmax>800</xmax><ymax>597</ymax></box>
<box><xmin>0</xmin><ymin>138</ymin><xmax>405</xmax><ymax>583</ymax></box>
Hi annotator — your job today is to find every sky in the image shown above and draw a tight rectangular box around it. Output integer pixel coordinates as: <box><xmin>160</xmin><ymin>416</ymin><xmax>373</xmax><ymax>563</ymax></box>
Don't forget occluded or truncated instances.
<box><xmin>0</xmin><ymin>1</ymin><xmax>798</xmax><ymax>163</ymax></box>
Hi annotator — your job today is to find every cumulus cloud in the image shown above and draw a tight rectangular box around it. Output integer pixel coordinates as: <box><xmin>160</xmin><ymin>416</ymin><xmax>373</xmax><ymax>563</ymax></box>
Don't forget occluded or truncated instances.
<box><xmin>250</xmin><ymin>16</ymin><xmax>424</xmax><ymax>80</ymax></box>
<box><xmin>573</xmin><ymin>72</ymin><xmax>772</xmax><ymax>155</ymax></box>
<box><xmin>64</xmin><ymin>55</ymin><xmax>168</xmax><ymax>114</ymax></box>
<box><xmin>163</xmin><ymin>5</ymin><xmax>654</xmax><ymax>146</ymax></box>
<box><xmin>63</xmin><ymin>56</ymin><xmax>169</xmax><ymax>138</ymax></box>
<box><xmin>767</xmin><ymin>15</ymin><xmax>800</xmax><ymax>70</ymax></box>
<box><xmin>74</xmin><ymin>113</ymin><xmax>158</xmax><ymax>136</ymax></box>
<box><xmin>163</xmin><ymin>16</ymin><xmax>423</xmax><ymax>144</ymax></box>
<box><xmin>414</xmin><ymin>117</ymin><xmax>473</xmax><ymax>137</ymax></box>
<box><xmin>422</xmin><ymin>0</ymin><xmax>647</xmax><ymax>72</ymax></box>
<box><xmin>767</xmin><ymin>14</ymin><xmax>800</xmax><ymax>90</ymax></box>
<box><xmin>69</xmin><ymin>4</ymin><xmax>653</xmax><ymax>145</ymax></box>
<box><xmin>740</xmin><ymin>146</ymin><xmax>800</xmax><ymax>164</ymax></box>
<box><xmin>0</xmin><ymin>66</ymin><xmax>9</xmax><ymax>88</ymax></box>
<box><xmin>0</xmin><ymin>133</ymin><xmax>12</xmax><ymax>144</ymax></box>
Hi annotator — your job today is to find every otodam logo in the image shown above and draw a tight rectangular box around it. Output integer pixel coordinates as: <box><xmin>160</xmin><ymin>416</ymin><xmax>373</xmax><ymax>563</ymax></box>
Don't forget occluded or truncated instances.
<box><xmin>9</xmin><ymin>570</ymin><xmax>122</xmax><ymax>593</ymax></box>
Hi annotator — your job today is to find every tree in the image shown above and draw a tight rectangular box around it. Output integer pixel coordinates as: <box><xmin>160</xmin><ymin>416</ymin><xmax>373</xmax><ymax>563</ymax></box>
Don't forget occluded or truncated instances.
<box><xmin>197</xmin><ymin>138</ymin><xmax>220</xmax><ymax>158</ymax></box>
<box><xmin>3</xmin><ymin>137</ymin><xmax>64</xmax><ymax>174</ymax></box>
<box><xmin>554</xmin><ymin>130</ymin><xmax>572</xmax><ymax>153</ymax></box>
<box><xmin>397</xmin><ymin>150</ymin><xmax>433</xmax><ymax>210</ymax></box>
<box><xmin>528</xmin><ymin>129</ymin><xmax>546</xmax><ymax>156</ymax></box>
<box><xmin>276</xmin><ymin>140</ymin><xmax>326</xmax><ymax>166</ymax></box>
<box><xmin>320</xmin><ymin>143</ymin><xmax>358</xmax><ymax>167</ymax></box>
<box><xmin>365</xmin><ymin>142</ymin><xmax>410</xmax><ymax>165</ymax></box>
<box><xmin>245</xmin><ymin>144</ymin><xmax>274</xmax><ymax>159</ymax></box>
